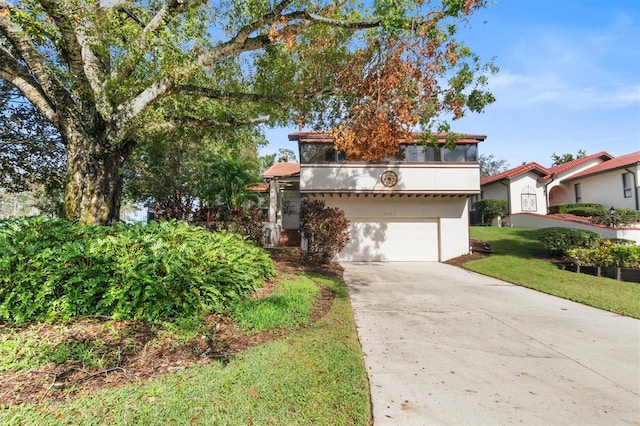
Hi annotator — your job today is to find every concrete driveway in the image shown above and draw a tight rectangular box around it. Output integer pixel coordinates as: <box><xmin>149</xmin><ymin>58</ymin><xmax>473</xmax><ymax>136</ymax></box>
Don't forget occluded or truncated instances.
<box><xmin>343</xmin><ymin>262</ymin><xmax>640</xmax><ymax>425</ymax></box>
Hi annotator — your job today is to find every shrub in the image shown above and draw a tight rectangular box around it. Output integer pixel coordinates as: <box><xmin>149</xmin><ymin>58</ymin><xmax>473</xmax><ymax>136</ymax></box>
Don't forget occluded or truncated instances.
<box><xmin>192</xmin><ymin>206</ymin><xmax>265</xmax><ymax>245</ymax></box>
<box><xmin>548</xmin><ymin>203</ymin><xmax>602</xmax><ymax>214</ymax></box>
<box><xmin>568</xmin><ymin>242</ymin><xmax>640</xmax><ymax>268</ymax></box>
<box><xmin>548</xmin><ymin>204</ymin><xmax>640</xmax><ymax>227</ymax></box>
<box><xmin>0</xmin><ymin>217</ymin><xmax>275</xmax><ymax>323</ymax></box>
<box><xmin>612</xmin><ymin>208</ymin><xmax>640</xmax><ymax>227</ymax></box>
<box><xmin>610</xmin><ymin>245</ymin><xmax>640</xmax><ymax>268</ymax></box>
<box><xmin>567</xmin><ymin>240</ymin><xmax>615</xmax><ymax>267</ymax></box>
<box><xmin>472</xmin><ymin>199</ymin><xmax>507</xmax><ymax>225</ymax></box>
<box><xmin>537</xmin><ymin>227</ymin><xmax>600</xmax><ymax>257</ymax></box>
<box><xmin>565</xmin><ymin>206</ymin><xmax>607</xmax><ymax>219</ymax></box>
<box><xmin>300</xmin><ymin>198</ymin><xmax>350</xmax><ymax>263</ymax></box>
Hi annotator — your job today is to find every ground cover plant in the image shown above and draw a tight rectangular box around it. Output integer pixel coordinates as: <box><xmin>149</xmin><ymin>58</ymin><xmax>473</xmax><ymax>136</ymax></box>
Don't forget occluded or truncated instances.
<box><xmin>0</xmin><ymin>249</ymin><xmax>371</xmax><ymax>424</ymax></box>
<box><xmin>464</xmin><ymin>227</ymin><xmax>640</xmax><ymax>319</ymax></box>
<box><xmin>0</xmin><ymin>217</ymin><xmax>275</xmax><ymax>322</ymax></box>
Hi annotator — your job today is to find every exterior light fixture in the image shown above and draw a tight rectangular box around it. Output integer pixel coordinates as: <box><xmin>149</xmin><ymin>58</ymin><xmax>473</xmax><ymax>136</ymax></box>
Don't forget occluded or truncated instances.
<box><xmin>609</xmin><ymin>206</ymin><xmax>616</xmax><ymax>227</ymax></box>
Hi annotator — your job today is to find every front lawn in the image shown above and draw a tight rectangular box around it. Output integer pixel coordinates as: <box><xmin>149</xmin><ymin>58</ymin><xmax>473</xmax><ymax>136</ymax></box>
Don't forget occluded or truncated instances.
<box><xmin>466</xmin><ymin>227</ymin><xmax>640</xmax><ymax>319</ymax></box>
<box><xmin>0</xmin><ymin>272</ymin><xmax>371</xmax><ymax>424</ymax></box>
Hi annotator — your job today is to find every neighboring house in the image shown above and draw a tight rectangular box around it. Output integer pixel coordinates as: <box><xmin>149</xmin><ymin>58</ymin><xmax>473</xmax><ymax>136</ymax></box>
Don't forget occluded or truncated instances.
<box><xmin>477</xmin><ymin>151</ymin><xmax>639</xmax><ymax>221</ymax></box>
<box><xmin>267</xmin><ymin>131</ymin><xmax>486</xmax><ymax>262</ymax></box>
<box><xmin>560</xmin><ymin>151</ymin><xmax>640</xmax><ymax>211</ymax></box>
<box><xmin>541</xmin><ymin>152</ymin><xmax>614</xmax><ymax>207</ymax></box>
<box><xmin>478</xmin><ymin>162</ymin><xmax>550</xmax><ymax>217</ymax></box>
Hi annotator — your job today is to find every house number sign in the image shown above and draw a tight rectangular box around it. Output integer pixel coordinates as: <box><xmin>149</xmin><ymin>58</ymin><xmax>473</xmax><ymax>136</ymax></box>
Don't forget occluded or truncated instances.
<box><xmin>380</xmin><ymin>170</ymin><xmax>398</xmax><ymax>188</ymax></box>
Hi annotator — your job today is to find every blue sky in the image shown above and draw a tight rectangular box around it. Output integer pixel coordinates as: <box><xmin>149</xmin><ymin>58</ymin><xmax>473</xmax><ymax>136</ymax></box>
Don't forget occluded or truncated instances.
<box><xmin>260</xmin><ymin>0</ymin><xmax>640</xmax><ymax>169</ymax></box>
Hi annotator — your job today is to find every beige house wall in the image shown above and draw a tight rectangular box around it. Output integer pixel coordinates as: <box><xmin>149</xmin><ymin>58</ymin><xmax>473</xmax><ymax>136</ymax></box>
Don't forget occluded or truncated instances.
<box><xmin>300</xmin><ymin>164</ymin><xmax>480</xmax><ymax>194</ymax></box>
<box><xmin>308</xmin><ymin>194</ymin><xmax>471</xmax><ymax>261</ymax></box>
<box><xmin>567</xmin><ymin>166</ymin><xmax>639</xmax><ymax>210</ymax></box>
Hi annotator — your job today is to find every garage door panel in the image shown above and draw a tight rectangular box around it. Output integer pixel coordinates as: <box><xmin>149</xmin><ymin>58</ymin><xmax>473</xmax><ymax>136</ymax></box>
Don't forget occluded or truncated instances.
<box><xmin>337</xmin><ymin>219</ymin><xmax>439</xmax><ymax>262</ymax></box>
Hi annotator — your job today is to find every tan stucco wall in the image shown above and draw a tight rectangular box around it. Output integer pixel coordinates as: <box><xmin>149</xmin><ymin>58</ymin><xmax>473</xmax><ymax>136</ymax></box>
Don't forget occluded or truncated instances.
<box><xmin>308</xmin><ymin>194</ymin><xmax>471</xmax><ymax>261</ymax></box>
<box><xmin>481</xmin><ymin>172</ymin><xmax>547</xmax><ymax>215</ymax></box>
<box><xmin>301</xmin><ymin>164</ymin><xmax>480</xmax><ymax>194</ymax></box>
<box><xmin>568</xmin><ymin>168</ymin><xmax>639</xmax><ymax>210</ymax></box>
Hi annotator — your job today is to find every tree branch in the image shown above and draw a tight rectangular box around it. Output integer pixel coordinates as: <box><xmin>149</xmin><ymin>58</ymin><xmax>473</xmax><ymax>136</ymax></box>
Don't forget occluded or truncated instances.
<box><xmin>152</xmin><ymin>114</ymin><xmax>271</xmax><ymax>134</ymax></box>
<box><xmin>282</xmin><ymin>11</ymin><xmax>381</xmax><ymax>30</ymax></box>
<box><xmin>116</xmin><ymin>0</ymin><xmax>207</xmax><ymax>80</ymax></box>
<box><xmin>197</xmin><ymin>0</ymin><xmax>382</xmax><ymax>67</ymax></box>
<box><xmin>0</xmin><ymin>48</ymin><xmax>58</xmax><ymax>124</ymax></box>
<box><xmin>0</xmin><ymin>3</ymin><xmax>74</xmax><ymax>120</ymax></box>
<box><xmin>37</xmin><ymin>0</ymin><xmax>110</xmax><ymax>117</ymax></box>
<box><xmin>177</xmin><ymin>85</ymin><xmax>282</xmax><ymax>104</ymax></box>
<box><xmin>109</xmin><ymin>77</ymin><xmax>173</xmax><ymax>142</ymax></box>
<box><xmin>180</xmin><ymin>114</ymin><xmax>271</xmax><ymax>128</ymax></box>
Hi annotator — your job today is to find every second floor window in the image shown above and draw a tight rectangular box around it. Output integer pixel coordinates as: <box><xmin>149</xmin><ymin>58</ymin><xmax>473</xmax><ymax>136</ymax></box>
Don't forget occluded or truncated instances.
<box><xmin>299</xmin><ymin>142</ymin><xmax>478</xmax><ymax>164</ymax></box>
<box><xmin>622</xmin><ymin>173</ymin><xmax>633</xmax><ymax>198</ymax></box>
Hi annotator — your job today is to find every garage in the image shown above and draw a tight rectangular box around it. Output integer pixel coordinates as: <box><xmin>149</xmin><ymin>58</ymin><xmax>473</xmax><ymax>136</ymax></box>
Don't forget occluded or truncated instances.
<box><xmin>335</xmin><ymin>218</ymin><xmax>440</xmax><ymax>262</ymax></box>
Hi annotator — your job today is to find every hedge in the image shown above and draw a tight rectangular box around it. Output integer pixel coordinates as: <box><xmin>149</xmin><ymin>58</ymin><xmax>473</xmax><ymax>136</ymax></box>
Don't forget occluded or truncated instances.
<box><xmin>537</xmin><ymin>227</ymin><xmax>600</xmax><ymax>257</ymax></box>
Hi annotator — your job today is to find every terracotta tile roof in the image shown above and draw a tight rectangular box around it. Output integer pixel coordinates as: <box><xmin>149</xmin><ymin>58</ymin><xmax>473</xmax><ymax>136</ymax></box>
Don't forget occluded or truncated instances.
<box><xmin>288</xmin><ymin>131</ymin><xmax>486</xmax><ymax>144</ymax></box>
<box><xmin>561</xmin><ymin>151</ymin><xmax>640</xmax><ymax>182</ymax></box>
<box><xmin>480</xmin><ymin>162</ymin><xmax>550</xmax><ymax>186</ymax></box>
<box><xmin>540</xmin><ymin>151</ymin><xmax>614</xmax><ymax>180</ymax></box>
<box><xmin>263</xmin><ymin>162</ymin><xmax>301</xmax><ymax>178</ymax></box>
<box><xmin>247</xmin><ymin>182</ymin><xmax>269</xmax><ymax>192</ymax></box>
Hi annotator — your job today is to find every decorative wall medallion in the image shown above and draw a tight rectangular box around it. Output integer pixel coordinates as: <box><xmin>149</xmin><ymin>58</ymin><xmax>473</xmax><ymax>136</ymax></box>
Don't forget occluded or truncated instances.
<box><xmin>380</xmin><ymin>170</ymin><xmax>398</xmax><ymax>188</ymax></box>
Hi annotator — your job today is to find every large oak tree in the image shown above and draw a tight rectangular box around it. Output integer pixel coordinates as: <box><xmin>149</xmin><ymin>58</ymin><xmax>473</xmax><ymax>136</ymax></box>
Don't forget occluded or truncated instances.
<box><xmin>0</xmin><ymin>0</ymin><xmax>496</xmax><ymax>224</ymax></box>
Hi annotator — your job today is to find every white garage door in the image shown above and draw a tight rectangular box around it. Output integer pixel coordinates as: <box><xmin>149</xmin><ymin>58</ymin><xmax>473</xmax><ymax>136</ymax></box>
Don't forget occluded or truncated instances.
<box><xmin>336</xmin><ymin>218</ymin><xmax>439</xmax><ymax>262</ymax></box>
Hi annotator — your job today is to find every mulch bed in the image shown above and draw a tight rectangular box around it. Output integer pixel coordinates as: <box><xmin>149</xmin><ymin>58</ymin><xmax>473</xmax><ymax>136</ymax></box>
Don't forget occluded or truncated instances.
<box><xmin>443</xmin><ymin>239</ymin><xmax>492</xmax><ymax>266</ymax></box>
<box><xmin>0</xmin><ymin>249</ymin><xmax>338</xmax><ymax>408</ymax></box>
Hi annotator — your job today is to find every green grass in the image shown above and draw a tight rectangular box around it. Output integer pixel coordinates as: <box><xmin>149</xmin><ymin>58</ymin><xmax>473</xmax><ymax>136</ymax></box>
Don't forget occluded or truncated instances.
<box><xmin>0</xmin><ymin>274</ymin><xmax>371</xmax><ymax>425</ymax></box>
<box><xmin>467</xmin><ymin>227</ymin><xmax>640</xmax><ymax>319</ymax></box>
<box><xmin>230</xmin><ymin>274</ymin><xmax>321</xmax><ymax>333</ymax></box>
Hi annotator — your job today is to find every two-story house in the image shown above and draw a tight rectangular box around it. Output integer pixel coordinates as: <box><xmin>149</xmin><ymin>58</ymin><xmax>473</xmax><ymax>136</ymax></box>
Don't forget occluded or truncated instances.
<box><xmin>269</xmin><ymin>131</ymin><xmax>485</xmax><ymax>262</ymax></box>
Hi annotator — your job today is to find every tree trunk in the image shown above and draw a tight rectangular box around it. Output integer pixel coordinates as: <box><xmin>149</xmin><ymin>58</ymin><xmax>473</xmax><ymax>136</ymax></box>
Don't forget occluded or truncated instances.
<box><xmin>62</xmin><ymin>134</ymin><xmax>129</xmax><ymax>225</ymax></box>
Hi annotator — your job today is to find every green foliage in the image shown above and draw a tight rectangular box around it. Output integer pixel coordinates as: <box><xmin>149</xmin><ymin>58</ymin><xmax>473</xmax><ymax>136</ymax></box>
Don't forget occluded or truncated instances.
<box><xmin>0</xmin><ymin>275</ymin><xmax>370</xmax><ymax>425</ymax></box>
<box><xmin>565</xmin><ymin>206</ymin><xmax>608</xmax><ymax>221</ymax></box>
<box><xmin>568</xmin><ymin>241</ymin><xmax>640</xmax><ymax>268</ymax></box>
<box><xmin>192</xmin><ymin>206</ymin><xmax>265</xmax><ymax>245</ymax></box>
<box><xmin>608</xmin><ymin>208</ymin><xmax>640</xmax><ymax>227</ymax></box>
<box><xmin>548</xmin><ymin>204</ymin><xmax>640</xmax><ymax>227</ymax></box>
<box><xmin>125</xmin><ymin>129</ymin><xmax>265</xmax><ymax>220</ymax></box>
<box><xmin>473</xmin><ymin>199</ymin><xmax>507</xmax><ymax>224</ymax></box>
<box><xmin>300</xmin><ymin>198</ymin><xmax>350</xmax><ymax>263</ymax></box>
<box><xmin>230</xmin><ymin>275</ymin><xmax>321</xmax><ymax>333</ymax></box>
<box><xmin>478</xmin><ymin>153</ymin><xmax>509</xmax><ymax>178</ymax></box>
<box><xmin>537</xmin><ymin>227</ymin><xmax>600</xmax><ymax>257</ymax></box>
<box><xmin>0</xmin><ymin>217</ymin><xmax>275</xmax><ymax>323</ymax></box>
<box><xmin>196</xmin><ymin>154</ymin><xmax>262</xmax><ymax>209</ymax></box>
<box><xmin>2</xmin><ymin>0</ymin><xmax>496</xmax><ymax>224</ymax></box>
<box><xmin>551</xmin><ymin>150</ymin><xmax>586</xmax><ymax>166</ymax></box>
<box><xmin>548</xmin><ymin>203</ymin><xmax>603</xmax><ymax>214</ymax></box>
<box><xmin>0</xmin><ymin>82</ymin><xmax>65</xmax><ymax>195</ymax></box>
